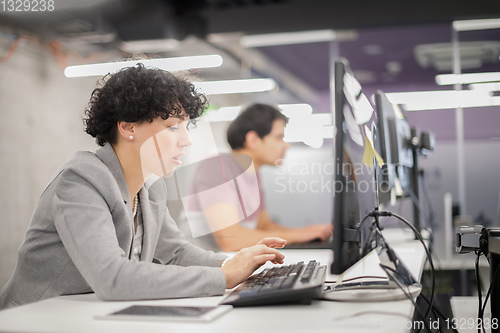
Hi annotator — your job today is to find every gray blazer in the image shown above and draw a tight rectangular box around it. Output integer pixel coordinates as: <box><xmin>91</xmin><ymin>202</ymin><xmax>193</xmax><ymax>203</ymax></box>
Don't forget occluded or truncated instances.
<box><xmin>0</xmin><ymin>143</ymin><xmax>227</xmax><ymax>310</ymax></box>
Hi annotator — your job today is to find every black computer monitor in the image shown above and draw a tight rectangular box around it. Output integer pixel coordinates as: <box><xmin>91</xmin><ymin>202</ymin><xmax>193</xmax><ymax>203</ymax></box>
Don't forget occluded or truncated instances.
<box><xmin>331</xmin><ymin>61</ymin><xmax>380</xmax><ymax>274</ymax></box>
<box><xmin>373</xmin><ymin>91</ymin><xmax>413</xmax><ymax>200</ymax></box>
<box><xmin>373</xmin><ymin>91</ymin><xmax>396</xmax><ymax>206</ymax></box>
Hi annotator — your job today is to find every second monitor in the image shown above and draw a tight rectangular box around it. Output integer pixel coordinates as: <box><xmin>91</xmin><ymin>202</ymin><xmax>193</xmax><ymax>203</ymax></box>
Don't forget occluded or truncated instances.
<box><xmin>331</xmin><ymin>60</ymin><xmax>380</xmax><ymax>274</ymax></box>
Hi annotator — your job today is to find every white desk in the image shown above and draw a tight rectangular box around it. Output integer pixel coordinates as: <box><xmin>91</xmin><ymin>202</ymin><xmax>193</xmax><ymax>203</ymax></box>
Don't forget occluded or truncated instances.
<box><xmin>450</xmin><ymin>297</ymin><xmax>492</xmax><ymax>333</ymax></box>
<box><xmin>0</xmin><ymin>230</ymin><xmax>427</xmax><ymax>333</ymax></box>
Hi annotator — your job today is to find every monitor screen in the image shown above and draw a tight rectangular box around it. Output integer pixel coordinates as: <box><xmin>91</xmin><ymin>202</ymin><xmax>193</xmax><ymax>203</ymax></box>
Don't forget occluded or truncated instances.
<box><xmin>374</xmin><ymin>90</ymin><xmax>396</xmax><ymax>206</ymax></box>
<box><xmin>331</xmin><ymin>61</ymin><xmax>381</xmax><ymax>274</ymax></box>
<box><xmin>373</xmin><ymin>90</ymin><xmax>413</xmax><ymax>200</ymax></box>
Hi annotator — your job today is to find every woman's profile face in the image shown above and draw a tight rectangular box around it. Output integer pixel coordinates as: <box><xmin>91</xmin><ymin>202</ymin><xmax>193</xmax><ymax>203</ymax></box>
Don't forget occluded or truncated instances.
<box><xmin>138</xmin><ymin>114</ymin><xmax>192</xmax><ymax>179</ymax></box>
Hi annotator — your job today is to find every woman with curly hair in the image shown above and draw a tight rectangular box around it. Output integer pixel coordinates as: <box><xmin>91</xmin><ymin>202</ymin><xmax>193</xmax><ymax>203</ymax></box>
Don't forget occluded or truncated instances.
<box><xmin>0</xmin><ymin>63</ymin><xmax>286</xmax><ymax>310</ymax></box>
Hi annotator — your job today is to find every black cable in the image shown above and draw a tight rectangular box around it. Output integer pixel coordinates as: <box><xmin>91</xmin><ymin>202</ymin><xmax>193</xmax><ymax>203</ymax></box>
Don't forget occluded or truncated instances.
<box><xmin>411</xmin><ymin>172</ymin><xmax>444</xmax><ymax>319</ymax></box>
<box><xmin>420</xmin><ymin>172</ymin><xmax>435</xmax><ymax>228</ymax></box>
<box><xmin>380</xmin><ymin>232</ymin><xmax>441</xmax><ymax>333</ymax></box>
<box><xmin>408</xmin><ymin>186</ymin><xmax>436</xmax><ymax>265</ymax></box>
<box><xmin>354</xmin><ymin>213</ymin><xmax>374</xmax><ymax>245</ymax></box>
<box><xmin>408</xmin><ymin>188</ymin><xmax>434</xmax><ymax>233</ymax></box>
<box><xmin>475</xmin><ymin>250</ymin><xmax>483</xmax><ymax>333</ymax></box>
<box><xmin>415</xmin><ymin>173</ymin><xmax>440</xmax><ymax>272</ymax></box>
<box><xmin>423</xmin><ymin>267</ymin><xmax>446</xmax><ymax>332</ymax></box>
<box><xmin>362</xmin><ymin>224</ymin><xmax>378</xmax><ymax>256</ymax></box>
<box><xmin>419</xmin><ymin>255</ymin><xmax>445</xmax><ymax>317</ymax></box>
<box><xmin>352</xmin><ymin>209</ymin><xmax>435</xmax><ymax>333</ymax></box>
<box><xmin>380</xmin><ymin>264</ymin><xmax>432</xmax><ymax>332</ymax></box>
<box><xmin>419</xmin><ymin>293</ymin><xmax>459</xmax><ymax>333</ymax></box>
<box><xmin>480</xmin><ymin>263</ymin><xmax>500</xmax><ymax>333</ymax></box>
<box><xmin>389</xmin><ymin>212</ymin><xmax>435</xmax><ymax>333</ymax></box>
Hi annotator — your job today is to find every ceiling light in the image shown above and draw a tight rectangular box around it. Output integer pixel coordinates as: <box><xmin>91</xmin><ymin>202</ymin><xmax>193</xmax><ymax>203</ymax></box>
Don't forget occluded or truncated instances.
<box><xmin>118</xmin><ymin>39</ymin><xmax>183</xmax><ymax>53</ymax></box>
<box><xmin>240</xmin><ymin>29</ymin><xmax>357</xmax><ymax>48</ymax></box>
<box><xmin>285</xmin><ymin>114</ymin><xmax>333</xmax><ymax>148</ymax></box>
<box><xmin>386</xmin><ymin>90</ymin><xmax>500</xmax><ymax>111</ymax></box>
<box><xmin>436</xmin><ymin>72</ymin><xmax>500</xmax><ymax>85</ymax></box>
<box><xmin>206</xmin><ymin>107</ymin><xmax>241</xmax><ymax>122</ymax></box>
<box><xmin>279</xmin><ymin>103</ymin><xmax>313</xmax><ymax>118</ymax></box>
<box><xmin>207</xmin><ymin>103</ymin><xmax>313</xmax><ymax>122</ymax></box>
<box><xmin>194</xmin><ymin>78</ymin><xmax>276</xmax><ymax>95</ymax></box>
<box><xmin>453</xmin><ymin>18</ymin><xmax>500</xmax><ymax>31</ymax></box>
<box><xmin>468</xmin><ymin>82</ymin><xmax>500</xmax><ymax>91</ymax></box>
<box><xmin>64</xmin><ymin>55</ymin><xmax>223</xmax><ymax>78</ymax></box>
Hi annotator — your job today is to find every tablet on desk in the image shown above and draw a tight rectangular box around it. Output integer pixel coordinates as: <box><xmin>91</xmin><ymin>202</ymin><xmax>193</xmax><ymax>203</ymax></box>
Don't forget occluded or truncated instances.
<box><xmin>95</xmin><ymin>305</ymin><xmax>233</xmax><ymax>322</ymax></box>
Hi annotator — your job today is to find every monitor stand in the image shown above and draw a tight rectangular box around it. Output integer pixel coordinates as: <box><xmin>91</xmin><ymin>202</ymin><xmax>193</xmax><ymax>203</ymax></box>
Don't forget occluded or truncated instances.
<box><xmin>321</xmin><ymin>229</ymin><xmax>422</xmax><ymax>302</ymax></box>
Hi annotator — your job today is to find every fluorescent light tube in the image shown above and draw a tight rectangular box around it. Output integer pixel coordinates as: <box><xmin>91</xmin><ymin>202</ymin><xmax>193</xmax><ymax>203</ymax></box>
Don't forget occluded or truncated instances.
<box><xmin>64</xmin><ymin>55</ymin><xmax>223</xmax><ymax>78</ymax></box>
<box><xmin>241</xmin><ymin>30</ymin><xmax>336</xmax><ymax>48</ymax></box>
<box><xmin>469</xmin><ymin>82</ymin><xmax>500</xmax><ymax>91</ymax></box>
<box><xmin>240</xmin><ymin>29</ymin><xmax>357</xmax><ymax>48</ymax></box>
<box><xmin>206</xmin><ymin>107</ymin><xmax>241</xmax><ymax>122</ymax></box>
<box><xmin>194</xmin><ymin>79</ymin><xmax>276</xmax><ymax>95</ymax></box>
<box><xmin>453</xmin><ymin>18</ymin><xmax>500</xmax><ymax>31</ymax></box>
<box><xmin>279</xmin><ymin>103</ymin><xmax>313</xmax><ymax>118</ymax></box>
<box><xmin>284</xmin><ymin>112</ymin><xmax>332</xmax><ymax>148</ymax></box>
<box><xmin>207</xmin><ymin>103</ymin><xmax>313</xmax><ymax>122</ymax></box>
<box><xmin>119</xmin><ymin>39</ymin><xmax>182</xmax><ymax>53</ymax></box>
<box><xmin>386</xmin><ymin>90</ymin><xmax>500</xmax><ymax>111</ymax></box>
<box><xmin>436</xmin><ymin>72</ymin><xmax>500</xmax><ymax>85</ymax></box>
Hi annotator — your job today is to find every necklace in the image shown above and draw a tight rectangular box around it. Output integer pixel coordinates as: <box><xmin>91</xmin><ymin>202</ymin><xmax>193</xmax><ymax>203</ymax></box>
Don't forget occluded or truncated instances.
<box><xmin>132</xmin><ymin>194</ymin><xmax>139</xmax><ymax>218</ymax></box>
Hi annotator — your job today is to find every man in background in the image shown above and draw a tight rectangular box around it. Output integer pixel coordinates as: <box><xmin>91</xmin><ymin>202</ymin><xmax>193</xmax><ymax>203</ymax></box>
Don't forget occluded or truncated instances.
<box><xmin>178</xmin><ymin>103</ymin><xmax>332</xmax><ymax>251</ymax></box>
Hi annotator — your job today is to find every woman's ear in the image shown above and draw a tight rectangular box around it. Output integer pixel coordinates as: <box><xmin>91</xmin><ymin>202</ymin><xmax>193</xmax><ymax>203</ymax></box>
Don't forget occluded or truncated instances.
<box><xmin>117</xmin><ymin>121</ymin><xmax>135</xmax><ymax>141</ymax></box>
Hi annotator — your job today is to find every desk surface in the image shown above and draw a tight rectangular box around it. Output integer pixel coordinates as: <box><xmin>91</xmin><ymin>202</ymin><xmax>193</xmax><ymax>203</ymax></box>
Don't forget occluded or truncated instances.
<box><xmin>0</xmin><ymin>230</ymin><xmax>426</xmax><ymax>333</ymax></box>
<box><xmin>450</xmin><ymin>296</ymin><xmax>492</xmax><ymax>333</ymax></box>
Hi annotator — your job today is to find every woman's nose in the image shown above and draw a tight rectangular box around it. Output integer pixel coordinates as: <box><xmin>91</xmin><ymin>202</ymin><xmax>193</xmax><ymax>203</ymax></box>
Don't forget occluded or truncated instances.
<box><xmin>179</xmin><ymin>128</ymin><xmax>192</xmax><ymax>147</ymax></box>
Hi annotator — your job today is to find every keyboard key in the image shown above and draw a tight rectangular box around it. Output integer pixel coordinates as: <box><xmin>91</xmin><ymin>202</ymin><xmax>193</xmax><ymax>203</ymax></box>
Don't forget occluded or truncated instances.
<box><xmin>264</xmin><ymin>267</ymin><xmax>278</xmax><ymax>277</ymax></box>
<box><xmin>281</xmin><ymin>275</ymin><xmax>297</xmax><ymax>289</ymax></box>
<box><xmin>290</xmin><ymin>262</ymin><xmax>304</xmax><ymax>275</ymax></box>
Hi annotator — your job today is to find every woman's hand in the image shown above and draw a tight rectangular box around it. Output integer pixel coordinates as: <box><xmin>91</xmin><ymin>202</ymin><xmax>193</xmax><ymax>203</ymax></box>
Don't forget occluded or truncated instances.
<box><xmin>257</xmin><ymin>237</ymin><xmax>287</xmax><ymax>263</ymax></box>
<box><xmin>221</xmin><ymin>239</ymin><xmax>286</xmax><ymax>289</ymax></box>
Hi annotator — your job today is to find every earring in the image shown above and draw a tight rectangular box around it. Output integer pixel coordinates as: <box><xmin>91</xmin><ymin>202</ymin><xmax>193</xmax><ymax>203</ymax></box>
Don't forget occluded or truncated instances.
<box><xmin>129</xmin><ymin>135</ymin><xmax>134</xmax><ymax>140</ymax></box>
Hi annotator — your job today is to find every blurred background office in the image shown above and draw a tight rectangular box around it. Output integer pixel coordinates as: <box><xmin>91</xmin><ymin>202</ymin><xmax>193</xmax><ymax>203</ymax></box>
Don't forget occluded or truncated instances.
<box><xmin>1</xmin><ymin>0</ymin><xmax>500</xmax><ymax>297</ymax></box>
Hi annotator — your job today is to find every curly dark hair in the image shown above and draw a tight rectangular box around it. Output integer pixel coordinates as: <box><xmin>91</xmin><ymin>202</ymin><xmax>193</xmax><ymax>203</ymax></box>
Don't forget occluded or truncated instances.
<box><xmin>83</xmin><ymin>63</ymin><xmax>208</xmax><ymax>146</ymax></box>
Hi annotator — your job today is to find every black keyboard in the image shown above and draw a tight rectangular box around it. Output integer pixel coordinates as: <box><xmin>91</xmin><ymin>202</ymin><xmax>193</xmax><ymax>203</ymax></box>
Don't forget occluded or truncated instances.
<box><xmin>221</xmin><ymin>260</ymin><xmax>327</xmax><ymax>307</ymax></box>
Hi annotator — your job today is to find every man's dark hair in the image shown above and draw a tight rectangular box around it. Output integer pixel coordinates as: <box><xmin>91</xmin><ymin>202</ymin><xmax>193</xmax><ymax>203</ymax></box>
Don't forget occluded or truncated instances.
<box><xmin>83</xmin><ymin>63</ymin><xmax>208</xmax><ymax>146</ymax></box>
<box><xmin>226</xmin><ymin>103</ymin><xmax>289</xmax><ymax>150</ymax></box>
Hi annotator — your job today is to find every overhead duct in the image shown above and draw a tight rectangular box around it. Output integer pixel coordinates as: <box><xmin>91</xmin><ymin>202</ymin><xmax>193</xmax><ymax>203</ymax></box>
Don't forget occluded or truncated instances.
<box><xmin>414</xmin><ymin>41</ymin><xmax>500</xmax><ymax>71</ymax></box>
